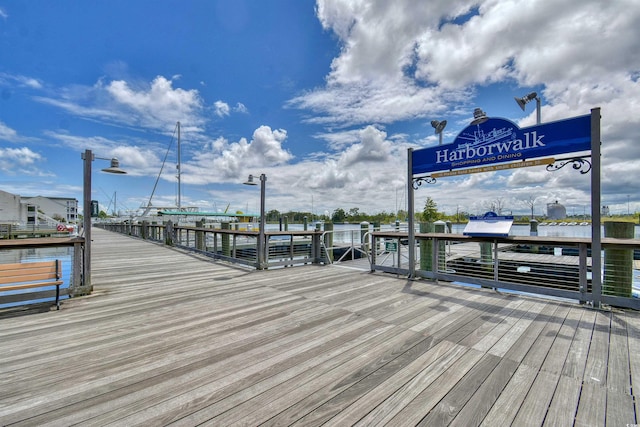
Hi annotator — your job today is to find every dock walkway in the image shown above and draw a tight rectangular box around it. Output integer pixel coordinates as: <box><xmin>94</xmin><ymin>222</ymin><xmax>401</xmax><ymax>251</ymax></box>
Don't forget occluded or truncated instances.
<box><xmin>1</xmin><ymin>228</ymin><xmax>639</xmax><ymax>426</ymax></box>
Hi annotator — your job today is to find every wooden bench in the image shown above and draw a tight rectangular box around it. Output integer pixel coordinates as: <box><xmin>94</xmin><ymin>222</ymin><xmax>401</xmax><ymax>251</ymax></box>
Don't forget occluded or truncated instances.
<box><xmin>0</xmin><ymin>260</ymin><xmax>64</xmax><ymax>310</ymax></box>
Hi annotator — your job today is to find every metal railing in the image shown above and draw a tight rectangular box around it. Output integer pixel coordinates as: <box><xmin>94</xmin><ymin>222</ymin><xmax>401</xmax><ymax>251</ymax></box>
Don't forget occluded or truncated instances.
<box><xmin>370</xmin><ymin>230</ymin><xmax>640</xmax><ymax>310</ymax></box>
<box><xmin>97</xmin><ymin>221</ymin><xmax>327</xmax><ymax>269</ymax></box>
<box><xmin>96</xmin><ymin>220</ymin><xmax>639</xmax><ymax>309</ymax></box>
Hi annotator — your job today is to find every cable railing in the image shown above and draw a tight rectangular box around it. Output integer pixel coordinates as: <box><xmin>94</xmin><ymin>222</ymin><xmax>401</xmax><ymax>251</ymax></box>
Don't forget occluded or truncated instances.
<box><xmin>97</xmin><ymin>221</ymin><xmax>326</xmax><ymax>269</ymax></box>
<box><xmin>370</xmin><ymin>230</ymin><xmax>640</xmax><ymax>310</ymax></box>
<box><xmin>96</xmin><ymin>220</ymin><xmax>639</xmax><ymax>310</ymax></box>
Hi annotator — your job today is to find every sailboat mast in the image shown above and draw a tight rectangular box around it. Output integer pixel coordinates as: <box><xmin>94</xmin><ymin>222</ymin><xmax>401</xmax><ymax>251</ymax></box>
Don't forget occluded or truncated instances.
<box><xmin>177</xmin><ymin>121</ymin><xmax>181</xmax><ymax>211</ymax></box>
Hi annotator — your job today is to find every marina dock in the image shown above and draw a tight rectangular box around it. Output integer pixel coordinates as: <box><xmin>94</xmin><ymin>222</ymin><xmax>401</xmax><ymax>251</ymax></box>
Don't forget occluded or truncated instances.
<box><xmin>1</xmin><ymin>228</ymin><xmax>639</xmax><ymax>425</ymax></box>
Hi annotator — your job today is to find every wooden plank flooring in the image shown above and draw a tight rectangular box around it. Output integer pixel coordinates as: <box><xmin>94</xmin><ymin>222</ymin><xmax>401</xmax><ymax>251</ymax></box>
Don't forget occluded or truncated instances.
<box><xmin>1</xmin><ymin>228</ymin><xmax>639</xmax><ymax>426</ymax></box>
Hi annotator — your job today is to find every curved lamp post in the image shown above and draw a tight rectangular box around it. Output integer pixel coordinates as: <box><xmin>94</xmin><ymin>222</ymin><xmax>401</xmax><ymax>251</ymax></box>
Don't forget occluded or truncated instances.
<box><xmin>82</xmin><ymin>149</ymin><xmax>126</xmax><ymax>292</ymax></box>
<box><xmin>515</xmin><ymin>91</ymin><xmax>541</xmax><ymax>124</ymax></box>
<box><xmin>243</xmin><ymin>173</ymin><xmax>267</xmax><ymax>269</ymax></box>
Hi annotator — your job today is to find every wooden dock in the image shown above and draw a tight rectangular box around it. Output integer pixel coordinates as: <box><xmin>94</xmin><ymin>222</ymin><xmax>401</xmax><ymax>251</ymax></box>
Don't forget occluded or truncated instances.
<box><xmin>1</xmin><ymin>228</ymin><xmax>639</xmax><ymax>426</ymax></box>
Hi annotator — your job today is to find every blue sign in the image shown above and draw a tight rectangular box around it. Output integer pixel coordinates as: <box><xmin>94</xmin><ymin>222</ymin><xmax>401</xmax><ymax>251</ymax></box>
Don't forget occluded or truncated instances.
<box><xmin>412</xmin><ymin>115</ymin><xmax>591</xmax><ymax>176</ymax></box>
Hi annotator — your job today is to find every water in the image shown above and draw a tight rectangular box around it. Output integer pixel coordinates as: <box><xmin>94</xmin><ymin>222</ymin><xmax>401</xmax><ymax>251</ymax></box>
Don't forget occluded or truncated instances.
<box><xmin>0</xmin><ymin>246</ymin><xmax>74</xmax><ymax>309</ymax></box>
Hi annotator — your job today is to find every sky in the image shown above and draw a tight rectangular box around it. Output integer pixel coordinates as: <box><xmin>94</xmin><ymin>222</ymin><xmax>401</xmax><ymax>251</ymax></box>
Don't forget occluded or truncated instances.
<box><xmin>0</xmin><ymin>0</ymin><xmax>639</xmax><ymax>219</ymax></box>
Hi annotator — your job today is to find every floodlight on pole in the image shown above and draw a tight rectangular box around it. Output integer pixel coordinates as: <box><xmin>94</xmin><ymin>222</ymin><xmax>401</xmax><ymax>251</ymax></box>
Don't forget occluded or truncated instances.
<box><xmin>82</xmin><ymin>149</ymin><xmax>127</xmax><ymax>293</ymax></box>
<box><xmin>431</xmin><ymin>120</ymin><xmax>447</xmax><ymax>145</ymax></box>
<box><xmin>470</xmin><ymin>108</ymin><xmax>489</xmax><ymax>125</ymax></box>
<box><xmin>515</xmin><ymin>91</ymin><xmax>541</xmax><ymax>124</ymax></box>
<box><xmin>243</xmin><ymin>173</ymin><xmax>267</xmax><ymax>269</ymax></box>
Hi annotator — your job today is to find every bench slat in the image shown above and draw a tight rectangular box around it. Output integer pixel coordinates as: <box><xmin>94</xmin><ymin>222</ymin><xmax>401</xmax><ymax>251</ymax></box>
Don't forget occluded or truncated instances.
<box><xmin>0</xmin><ymin>281</ymin><xmax>64</xmax><ymax>291</ymax></box>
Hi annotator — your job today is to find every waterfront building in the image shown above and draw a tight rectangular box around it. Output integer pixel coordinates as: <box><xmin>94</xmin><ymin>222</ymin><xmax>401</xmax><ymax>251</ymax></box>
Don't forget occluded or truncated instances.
<box><xmin>0</xmin><ymin>190</ymin><xmax>78</xmax><ymax>225</ymax></box>
<box><xmin>546</xmin><ymin>200</ymin><xmax>566</xmax><ymax>220</ymax></box>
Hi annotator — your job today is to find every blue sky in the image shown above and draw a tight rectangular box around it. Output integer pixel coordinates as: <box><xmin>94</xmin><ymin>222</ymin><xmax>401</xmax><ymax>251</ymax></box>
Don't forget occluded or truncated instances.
<box><xmin>1</xmin><ymin>0</ymin><xmax>638</xmax><ymax>219</ymax></box>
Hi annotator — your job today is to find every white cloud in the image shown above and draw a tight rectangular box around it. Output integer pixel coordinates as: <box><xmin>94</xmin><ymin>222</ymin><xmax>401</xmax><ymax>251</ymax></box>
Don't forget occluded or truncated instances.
<box><xmin>291</xmin><ymin>0</ymin><xmax>640</xmax><ymax>132</ymax></box>
<box><xmin>188</xmin><ymin>125</ymin><xmax>293</xmax><ymax>182</ymax></box>
<box><xmin>214</xmin><ymin>100</ymin><xmax>230</xmax><ymax>117</ymax></box>
<box><xmin>338</xmin><ymin>125</ymin><xmax>392</xmax><ymax>166</ymax></box>
<box><xmin>234</xmin><ymin>102</ymin><xmax>248</xmax><ymax>114</ymax></box>
<box><xmin>0</xmin><ymin>72</ymin><xmax>43</xmax><ymax>89</ymax></box>
<box><xmin>107</xmin><ymin>76</ymin><xmax>205</xmax><ymax>129</ymax></box>
<box><xmin>33</xmin><ymin>76</ymin><xmax>206</xmax><ymax>136</ymax></box>
<box><xmin>43</xmin><ymin>131</ymin><xmax>161</xmax><ymax>178</ymax></box>
<box><xmin>0</xmin><ymin>147</ymin><xmax>43</xmax><ymax>175</ymax></box>
<box><xmin>0</xmin><ymin>121</ymin><xmax>19</xmax><ymax>142</ymax></box>
<box><xmin>0</xmin><ymin>8</ymin><xmax>7</xmax><ymax>19</ymax></box>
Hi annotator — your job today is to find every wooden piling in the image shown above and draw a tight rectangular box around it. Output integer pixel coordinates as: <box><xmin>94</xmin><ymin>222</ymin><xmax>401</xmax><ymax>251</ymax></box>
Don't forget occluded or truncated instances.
<box><xmin>603</xmin><ymin>221</ymin><xmax>634</xmax><ymax>297</ymax></box>
<box><xmin>419</xmin><ymin>222</ymin><xmax>434</xmax><ymax>271</ymax></box>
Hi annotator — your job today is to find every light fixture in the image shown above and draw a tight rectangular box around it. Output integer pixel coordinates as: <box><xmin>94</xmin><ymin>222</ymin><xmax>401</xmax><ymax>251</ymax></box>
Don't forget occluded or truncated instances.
<box><xmin>515</xmin><ymin>91</ymin><xmax>541</xmax><ymax>124</ymax></box>
<box><xmin>243</xmin><ymin>173</ymin><xmax>267</xmax><ymax>269</ymax></box>
<box><xmin>431</xmin><ymin>120</ymin><xmax>447</xmax><ymax>133</ymax></box>
<box><xmin>470</xmin><ymin>107</ymin><xmax>489</xmax><ymax>125</ymax></box>
<box><xmin>243</xmin><ymin>174</ymin><xmax>257</xmax><ymax>186</ymax></box>
<box><xmin>431</xmin><ymin>120</ymin><xmax>447</xmax><ymax>145</ymax></box>
<box><xmin>101</xmin><ymin>158</ymin><xmax>127</xmax><ymax>174</ymax></box>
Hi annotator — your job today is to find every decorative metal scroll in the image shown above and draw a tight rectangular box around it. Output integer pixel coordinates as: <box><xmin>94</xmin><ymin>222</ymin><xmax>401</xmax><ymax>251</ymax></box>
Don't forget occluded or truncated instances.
<box><xmin>412</xmin><ymin>175</ymin><xmax>437</xmax><ymax>189</ymax></box>
<box><xmin>546</xmin><ymin>157</ymin><xmax>592</xmax><ymax>174</ymax></box>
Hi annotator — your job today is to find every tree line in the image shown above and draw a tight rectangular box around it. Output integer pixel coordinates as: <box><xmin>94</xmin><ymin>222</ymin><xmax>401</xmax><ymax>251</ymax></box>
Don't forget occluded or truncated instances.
<box><xmin>265</xmin><ymin>197</ymin><xmax>473</xmax><ymax>225</ymax></box>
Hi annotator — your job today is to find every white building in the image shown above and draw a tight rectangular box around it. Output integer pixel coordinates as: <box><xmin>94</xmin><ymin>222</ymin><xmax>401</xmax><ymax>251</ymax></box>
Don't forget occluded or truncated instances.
<box><xmin>0</xmin><ymin>190</ymin><xmax>78</xmax><ymax>225</ymax></box>
<box><xmin>546</xmin><ymin>200</ymin><xmax>567</xmax><ymax>220</ymax></box>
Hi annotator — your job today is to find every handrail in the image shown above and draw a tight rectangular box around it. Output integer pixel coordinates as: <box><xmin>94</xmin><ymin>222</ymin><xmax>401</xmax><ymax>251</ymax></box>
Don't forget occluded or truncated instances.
<box><xmin>370</xmin><ymin>230</ymin><xmax>640</xmax><ymax>310</ymax></box>
<box><xmin>97</xmin><ymin>221</ymin><xmax>327</xmax><ymax>269</ymax></box>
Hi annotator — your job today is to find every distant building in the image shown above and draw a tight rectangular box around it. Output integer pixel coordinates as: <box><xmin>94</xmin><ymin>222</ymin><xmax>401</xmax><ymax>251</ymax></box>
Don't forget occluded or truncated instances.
<box><xmin>546</xmin><ymin>200</ymin><xmax>566</xmax><ymax>220</ymax></box>
<box><xmin>0</xmin><ymin>190</ymin><xmax>22</xmax><ymax>223</ymax></box>
<box><xmin>0</xmin><ymin>190</ymin><xmax>78</xmax><ymax>225</ymax></box>
<box><xmin>601</xmin><ymin>205</ymin><xmax>610</xmax><ymax>216</ymax></box>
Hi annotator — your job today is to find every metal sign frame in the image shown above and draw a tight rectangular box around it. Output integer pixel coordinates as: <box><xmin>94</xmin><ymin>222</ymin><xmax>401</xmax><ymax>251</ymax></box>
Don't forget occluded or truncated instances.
<box><xmin>407</xmin><ymin>108</ymin><xmax>602</xmax><ymax>306</ymax></box>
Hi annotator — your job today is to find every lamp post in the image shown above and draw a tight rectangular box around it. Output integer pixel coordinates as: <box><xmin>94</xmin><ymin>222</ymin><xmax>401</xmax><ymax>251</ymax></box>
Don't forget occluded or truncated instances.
<box><xmin>430</xmin><ymin>120</ymin><xmax>447</xmax><ymax>145</ymax></box>
<box><xmin>515</xmin><ymin>91</ymin><xmax>541</xmax><ymax>124</ymax></box>
<box><xmin>82</xmin><ymin>149</ymin><xmax>126</xmax><ymax>292</ymax></box>
<box><xmin>243</xmin><ymin>173</ymin><xmax>267</xmax><ymax>269</ymax></box>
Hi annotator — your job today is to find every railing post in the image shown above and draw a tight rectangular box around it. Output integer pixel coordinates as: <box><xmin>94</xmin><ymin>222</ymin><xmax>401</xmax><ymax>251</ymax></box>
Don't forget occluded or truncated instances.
<box><xmin>360</xmin><ymin>221</ymin><xmax>369</xmax><ymax>256</ymax></box>
<box><xmin>312</xmin><ymin>231</ymin><xmax>321</xmax><ymax>264</ymax></box>
<box><xmin>195</xmin><ymin>219</ymin><xmax>205</xmax><ymax>251</ymax></box>
<box><xmin>493</xmin><ymin>240</ymin><xmax>499</xmax><ymax>282</ymax></box>
<box><xmin>435</xmin><ymin>221</ymin><xmax>446</xmax><ymax>272</ymax></box>
<box><xmin>419</xmin><ymin>222</ymin><xmax>434</xmax><ymax>271</ymax></box>
<box><xmin>221</xmin><ymin>222</ymin><xmax>230</xmax><ymax>257</ymax></box>
<box><xmin>72</xmin><ymin>240</ymin><xmax>83</xmax><ymax>295</ymax></box>
<box><xmin>579</xmin><ymin>242</ymin><xmax>588</xmax><ymax>303</ymax></box>
<box><xmin>164</xmin><ymin>221</ymin><xmax>174</xmax><ymax>246</ymax></box>
<box><xmin>370</xmin><ymin>233</ymin><xmax>377</xmax><ymax>272</ymax></box>
<box><xmin>323</xmin><ymin>222</ymin><xmax>334</xmax><ymax>263</ymax></box>
<box><xmin>289</xmin><ymin>234</ymin><xmax>294</xmax><ymax>266</ymax></box>
<box><xmin>603</xmin><ymin>221</ymin><xmax>634</xmax><ymax>297</ymax></box>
